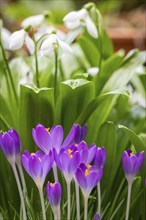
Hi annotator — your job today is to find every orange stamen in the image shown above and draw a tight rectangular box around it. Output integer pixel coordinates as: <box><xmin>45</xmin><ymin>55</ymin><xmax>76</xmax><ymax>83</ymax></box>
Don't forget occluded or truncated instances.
<box><xmin>84</xmin><ymin>164</ymin><xmax>92</xmax><ymax>176</ymax></box>
<box><xmin>67</xmin><ymin>149</ymin><xmax>73</xmax><ymax>158</ymax></box>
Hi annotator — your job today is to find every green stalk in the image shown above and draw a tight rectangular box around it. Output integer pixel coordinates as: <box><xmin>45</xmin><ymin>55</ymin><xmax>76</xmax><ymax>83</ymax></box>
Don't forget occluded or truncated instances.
<box><xmin>54</xmin><ymin>48</ymin><xmax>58</xmax><ymax>104</ymax></box>
<box><xmin>38</xmin><ymin>186</ymin><xmax>46</xmax><ymax>220</ymax></box>
<box><xmin>125</xmin><ymin>182</ymin><xmax>132</xmax><ymax>220</ymax></box>
<box><xmin>84</xmin><ymin>195</ymin><xmax>88</xmax><ymax>220</ymax></box>
<box><xmin>0</xmin><ymin>40</ymin><xmax>18</xmax><ymax>104</ymax></box>
<box><xmin>67</xmin><ymin>181</ymin><xmax>71</xmax><ymax>220</ymax></box>
<box><xmin>75</xmin><ymin>180</ymin><xmax>80</xmax><ymax>220</ymax></box>
<box><xmin>97</xmin><ymin>182</ymin><xmax>101</xmax><ymax>214</ymax></box>
<box><xmin>32</xmin><ymin>28</ymin><xmax>39</xmax><ymax>88</ymax></box>
<box><xmin>12</xmin><ymin>164</ymin><xmax>27</xmax><ymax>220</ymax></box>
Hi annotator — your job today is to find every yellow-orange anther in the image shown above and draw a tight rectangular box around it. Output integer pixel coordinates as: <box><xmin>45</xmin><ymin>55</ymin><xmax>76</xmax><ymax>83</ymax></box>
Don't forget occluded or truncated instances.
<box><xmin>50</xmin><ymin>182</ymin><xmax>55</xmax><ymax>187</ymax></box>
<box><xmin>85</xmin><ymin>164</ymin><xmax>92</xmax><ymax>177</ymax></box>
<box><xmin>130</xmin><ymin>151</ymin><xmax>134</xmax><ymax>156</ymax></box>
<box><xmin>31</xmin><ymin>153</ymin><xmax>35</xmax><ymax>156</ymax></box>
<box><xmin>38</xmin><ymin>157</ymin><xmax>42</xmax><ymax>162</ymax></box>
<box><xmin>75</xmin><ymin>144</ymin><xmax>78</xmax><ymax>147</ymax></box>
<box><xmin>67</xmin><ymin>149</ymin><xmax>73</xmax><ymax>158</ymax></box>
<box><xmin>46</xmin><ymin>127</ymin><xmax>50</xmax><ymax>134</ymax></box>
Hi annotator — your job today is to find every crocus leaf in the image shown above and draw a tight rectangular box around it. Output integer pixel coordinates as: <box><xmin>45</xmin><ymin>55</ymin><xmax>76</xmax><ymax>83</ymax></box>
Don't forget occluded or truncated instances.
<box><xmin>19</xmin><ymin>84</ymin><xmax>54</xmax><ymax>149</ymax></box>
<box><xmin>118</xmin><ymin>125</ymin><xmax>145</xmax><ymax>149</ymax></box>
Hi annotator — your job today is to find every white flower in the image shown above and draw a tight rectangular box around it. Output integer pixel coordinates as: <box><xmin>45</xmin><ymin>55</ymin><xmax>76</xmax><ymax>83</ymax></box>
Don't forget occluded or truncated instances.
<box><xmin>1</xmin><ymin>28</ymin><xmax>11</xmax><ymax>50</ymax></box>
<box><xmin>87</xmin><ymin>67</ymin><xmax>99</xmax><ymax>76</ymax></box>
<box><xmin>9</xmin><ymin>29</ymin><xmax>35</xmax><ymax>54</ymax></box>
<box><xmin>21</xmin><ymin>14</ymin><xmax>44</xmax><ymax>28</ymax></box>
<box><xmin>63</xmin><ymin>8</ymin><xmax>98</xmax><ymax>38</ymax></box>
<box><xmin>41</xmin><ymin>34</ymin><xmax>72</xmax><ymax>57</ymax></box>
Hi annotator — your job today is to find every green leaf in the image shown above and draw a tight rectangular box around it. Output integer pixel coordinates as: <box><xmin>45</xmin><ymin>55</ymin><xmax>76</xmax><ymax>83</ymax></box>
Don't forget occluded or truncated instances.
<box><xmin>19</xmin><ymin>85</ymin><xmax>54</xmax><ymax>148</ymax></box>
<box><xmin>118</xmin><ymin>125</ymin><xmax>145</xmax><ymax>149</ymax></box>
<box><xmin>57</xmin><ymin>79</ymin><xmax>95</xmax><ymax>134</ymax></box>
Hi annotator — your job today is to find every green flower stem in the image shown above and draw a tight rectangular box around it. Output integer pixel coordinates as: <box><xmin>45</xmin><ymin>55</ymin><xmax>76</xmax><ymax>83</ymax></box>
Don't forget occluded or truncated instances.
<box><xmin>84</xmin><ymin>195</ymin><xmax>88</xmax><ymax>220</ymax></box>
<box><xmin>54</xmin><ymin>49</ymin><xmax>58</xmax><ymax>104</ymax></box>
<box><xmin>17</xmin><ymin>162</ymin><xmax>28</xmax><ymax>199</ymax></box>
<box><xmin>32</xmin><ymin>28</ymin><xmax>40</xmax><ymax>88</ymax></box>
<box><xmin>97</xmin><ymin>182</ymin><xmax>101</xmax><ymax>214</ymax></box>
<box><xmin>12</xmin><ymin>164</ymin><xmax>27</xmax><ymax>220</ymax></box>
<box><xmin>75</xmin><ymin>180</ymin><xmax>80</xmax><ymax>220</ymax></box>
<box><xmin>34</xmin><ymin>43</ymin><xmax>40</xmax><ymax>88</ymax></box>
<box><xmin>53</xmin><ymin>205</ymin><xmax>60</xmax><ymax>220</ymax></box>
<box><xmin>125</xmin><ymin>182</ymin><xmax>132</xmax><ymax>220</ymax></box>
<box><xmin>38</xmin><ymin>186</ymin><xmax>46</xmax><ymax>220</ymax></box>
<box><xmin>0</xmin><ymin>40</ymin><xmax>18</xmax><ymax>105</ymax></box>
<box><xmin>67</xmin><ymin>181</ymin><xmax>71</xmax><ymax>220</ymax></box>
<box><xmin>52</xmin><ymin>163</ymin><xmax>58</xmax><ymax>181</ymax></box>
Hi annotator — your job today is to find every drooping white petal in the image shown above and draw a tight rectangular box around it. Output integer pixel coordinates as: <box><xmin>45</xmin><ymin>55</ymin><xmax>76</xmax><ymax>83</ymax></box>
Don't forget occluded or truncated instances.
<box><xmin>41</xmin><ymin>35</ymin><xmax>57</xmax><ymax>57</ymax></box>
<box><xmin>87</xmin><ymin>67</ymin><xmax>99</xmax><ymax>76</ymax></box>
<box><xmin>1</xmin><ymin>28</ymin><xmax>11</xmax><ymax>50</ymax></box>
<box><xmin>63</xmin><ymin>11</ymin><xmax>79</xmax><ymax>22</ymax></box>
<box><xmin>21</xmin><ymin>14</ymin><xmax>44</xmax><ymax>28</ymax></box>
<box><xmin>85</xmin><ymin>16</ymin><xmax>98</xmax><ymax>38</ymax></box>
<box><xmin>78</xmin><ymin>8</ymin><xmax>88</xmax><ymax>20</ymax></box>
<box><xmin>65</xmin><ymin>20</ymin><xmax>81</xmax><ymax>29</ymax></box>
<box><xmin>25</xmin><ymin>35</ymin><xmax>35</xmax><ymax>55</ymax></box>
<box><xmin>9</xmin><ymin>29</ymin><xmax>26</xmax><ymax>50</ymax></box>
<box><xmin>58</xmin><ymin>39</ymin><xmax>72</xmax><ymax>54</ymax></box>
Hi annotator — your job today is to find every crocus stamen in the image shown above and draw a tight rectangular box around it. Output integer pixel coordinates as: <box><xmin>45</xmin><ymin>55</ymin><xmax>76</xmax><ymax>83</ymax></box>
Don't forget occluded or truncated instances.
<box><xmin>67</xmin><ymin>149</ymin><xmax>73</xmax><ymax>158</ymax></box>
<box><xmin>130</xmin><ymin>151</ymin><xmax>134</xmax><ymax>156</ymax></box>
<box><xmin>75</xmin><ymin>144</ymin><xmax>78</xmax><ymax>147</ymax></box>
<box><xmin>85</xmin><ymin>164</ymin><xmax>92</xmax><ymax>176</ymax></box>
<box><xmin>38</xmin><ymin>157</ymin><xmax>41</xmax><ymax>162</ymax></box>
<box><xmin>50</xmin><ymin>182</ymin><xmax>55</xmax><ymax>187</ymax></box>
<box><xmin>31</xmin><ymin>153</ymin><xmax>35</xmax><ymax>156</ymax></box>
<box><xmin>46</xmin><ymin>127</ymin><xmax>50</xmax><ymax>134</ymax></box>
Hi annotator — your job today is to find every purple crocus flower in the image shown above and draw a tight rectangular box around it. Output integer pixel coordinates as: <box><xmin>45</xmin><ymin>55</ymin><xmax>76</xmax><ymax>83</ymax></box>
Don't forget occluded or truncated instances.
<box><xmin>54</xmin><ymin>148</ymin><xmax>81</xmax><ymax>183</ymax></box>
<box><xmin>32</xmin><ymin>123</ymin><xmax>82</xmax><ymax>154</ymax></box>
<box><xmin>94</xmin><ymin>147</ymin><xmax>106</xmax><ymax>170</ymax></box>
<box><xmin>75</xmin><ymin>163</ymin><xmax>103</xmax><ymax>197</ymax></box>
<box><xmin>94</xmin><ymin>213</ymin><xmax>100</xmax><ymax>220</ymax></box>
<box><xmin>0</xmin><ymin>129</ymin><xmax>22</xmax><ymax>164</ymax></box>
<box><xmin>122</xmin><ymin>150</ymin><xmax>145</xmax><ymax>184</ymax></box>
<box><xmin>73</xmin><ymin>124</ymin><xmax>87</xmax><ymax>144</ymax></box>
<box><xmin>46</xmin><ymin>181</ymin><xmax>62</xmax><ymax>207</ymax></box>
<box><xmin>22</xmin><ymin>150</ymin><xmax>53</xmax><ymax>188</ymax></box>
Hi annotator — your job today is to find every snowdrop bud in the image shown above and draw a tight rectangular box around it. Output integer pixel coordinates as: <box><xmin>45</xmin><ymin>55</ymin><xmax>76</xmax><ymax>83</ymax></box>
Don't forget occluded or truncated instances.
<box><xmin>63</xmin><ymin>11</ymin><xmax>79</xmax><ymax>22</ymax></box>
<box><xmin>21</xmin><ymin>14</ymin><xmax>44</xmax><ymax>28</ymax></box>
<box><xmin>1</xmin><ymin>28</ymin><xmax>11</xmax><ymax>50</ymax></box>
<box><xmin>9</xmin><ymin>29</ymin><xmax>26</xmax><ymax>50</ymax></box>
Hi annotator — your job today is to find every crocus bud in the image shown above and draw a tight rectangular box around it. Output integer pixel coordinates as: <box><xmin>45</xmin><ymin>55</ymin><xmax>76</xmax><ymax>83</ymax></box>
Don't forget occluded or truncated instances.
<box><xmin>0</xmin><ymin>129</ymin><xmax>22</xmax><ymax>165</ymax></box>
<box><xmin>94</xmin><ymin>147</ymin><xmax>106</xmax><ymax>170</ymax></box>
<box><xmin>122</xmin><ymin>149</ymin><xmax>145</xmax><ymax>184</ymax></box>
<box><xmin>94</xmin><ymin>212</ymin><xmax>100</xmax><ymax>220</ymax></box>
<box><xmin>46</xmin><ymin>181</ymin><xmax>62</xmax><ymax>207</ymax></box>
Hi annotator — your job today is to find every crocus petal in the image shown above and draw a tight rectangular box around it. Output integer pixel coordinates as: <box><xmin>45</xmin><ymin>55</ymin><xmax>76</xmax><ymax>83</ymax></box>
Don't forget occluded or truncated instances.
<box><xmin>21</xmin><ymin>14</ymin><xmax>44</xmax><ymax>27</ymax></box>
<box><xmin>46</xmin><ymin>181</ymin><xmax>62</xmax><ymax>207</ymax></box>
<box><xmin>34</xmin><ymin>124</ymin><xmax>52</xmax><ymax>153</ymax></box>
<box><xmin>122</xmin><ymin>151</ymin><xmax>133</xmax><ymax>175</ymax></box>
<box><xmin>25</xmin><ymin>35</ymin><xmax>35</xmax><ymax>55</ymax></box>
<box><xmin>58</xmin><ymin>39</ymin><xmax>72</xmax><ymax>53</ymax></box>
<box><xmin>1</xmin><ymin>133</ymin><xmax>15</xmax><ymax>159</ymax></box>
<box><xmin>50</xmin><ymin>125</ymin><xmax>64</xmax><ymax>153</ymax></box>
<box><xmin>61</xmin><ymin>124</ymin><xmax>76</xmax><ymax>149</ymax></box>
<box><xmin>28</xmin><ymin>155</ymin><xmax>43</xmax><ymax>181</ymax></box>
<box><xmin>85</xmin><ymin>16</ymin><xmax>98</xmax><ymax>38</ymax></box>
<box><xmin>9</xmin><ymin>129</ymin><xmax>22</xmax><ymax>155</ymax></box>
<box><xmin>134</xmin><ymin>151</ymin><xmax>145</xmax><ymax>173</ymax></box>
<box><xmin>41</xmin><ymin>151</ymin><xmax>54</xmax><ymax>178</ymax></box>
<box><xmin>87</xmin><ymin>168</ymin><xmax>103</xmax><ymax>192</ymax></box>
<box><xmin>22</xmin><ymin>154</ymin><xmax>30</xmax><ymax>175</ymax></box>
<box><xmin>69</xmin><ymin>151</ymin><xmax>81</xmax><ymax>173</ymax></box>
<box><xmin>85</xmin><ymin>144</ymin><xmax>96</xmax><ymax>165</ymax></box>
<box><xmin>75</xmin><ymin>167</ymin><xmax>87</xmax><ymax>189</ymax></box>
<box><xmin>61</xmin><ymin>151</ymin><xmax>70</xmax><ymax>174</ymax></box>
<box><xmin>9</xmin><ymin>29</ymin><xmax>26</xmax><ymax>50</ymax></box>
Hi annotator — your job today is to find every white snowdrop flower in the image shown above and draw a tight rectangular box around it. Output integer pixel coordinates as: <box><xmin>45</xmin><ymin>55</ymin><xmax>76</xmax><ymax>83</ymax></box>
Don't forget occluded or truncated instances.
<box><xmin>21</xmin><ymin>14</ymin><xmax>44</xmax><ymax>28</ymax></box>
<box><xmin>63</xmin><ymin>8</ymin><xmax>98</xmax><ymax>38</ymax></box>
<box><xmin>1</xmin><ymin>28</ymin><xmax>11</xmax><ymax>50</ymax></box>
<box><xmin>9</xmin><ymin>29</ymin><xmax>35</xmax><ymax>54</ymax></box>
<box><xmin>41</xmin><ymin>34</ymin><xmax>72</xmax><ymax>57</ymax></box>
<box><xmin>87</xmin><ymin>67</ymin><xmax>99</xmax><ymax>76</ymax></box>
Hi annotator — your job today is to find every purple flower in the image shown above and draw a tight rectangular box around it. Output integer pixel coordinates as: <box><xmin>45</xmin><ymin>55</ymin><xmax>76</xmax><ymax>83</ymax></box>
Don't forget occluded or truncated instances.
<box><xmin>22</xmin><ymin>150</ymin><xmax>53</xmax><ymax>188</ymax></box>
<box><xmin>75</xmin><ymin>164</ymin><xmax>103</xmax><ymax>197</ymax></box>
<box><xmin>54</xmin><ymin>148</ymin><xmax>81</xmax><ymax>183</ymax></box>
<box><xmin>0</xmin><ymin>129</ymin><xmax>22</xmax><ymax>164</ymax></box>
<box><xmin>32</xmin><ymin>123</ymin><xmax>79</xmax><ymax>154</ymax></box>
<box><xmin>94</xmin><ymin>213</ymin><xmax>100</xmax><ymax>220</ymax></box>
<box><xmin>73</xmin><ymin>124</ymin><xmax>87</xmax><ymax>144</ymax></box>
<box><xmin>122</xmin><ymin>150</ymin><xmax>145</xmax><ymax>184</ymax></box>
<box><xmin>94</xmin><ymin>147</ymin><xmax>106</xmax><ymax>170</ymax></box>
<box><xmin>46</xmin><ymin>181</ymin><xmax>62</xmax><ymax>207</ymax></box>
